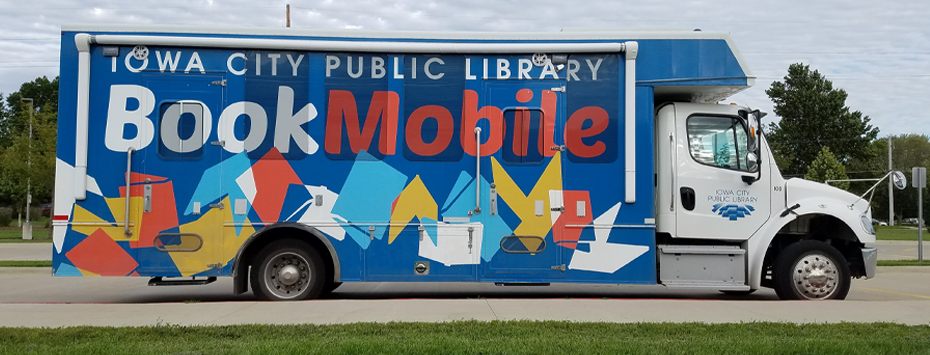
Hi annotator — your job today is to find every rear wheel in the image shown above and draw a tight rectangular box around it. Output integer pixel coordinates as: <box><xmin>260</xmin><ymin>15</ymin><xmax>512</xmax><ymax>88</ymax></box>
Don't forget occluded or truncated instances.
<box><xmin>250</xmin><ymin>240</ymin><xmax>325</xmax><ymax>301</ymax></box>
<box><xmin>773</xmin><ymin>240</ymin><xmax>850</xmax><ymax>300</ymax></box>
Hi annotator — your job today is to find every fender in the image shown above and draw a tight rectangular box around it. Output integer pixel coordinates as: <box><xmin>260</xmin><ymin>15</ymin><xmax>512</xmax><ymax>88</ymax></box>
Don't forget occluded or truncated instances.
<box><xmin>231</xmin><ymin>222</ymin><xmax>342</xmax><ymax>282</ymax></box>
<box><xmin>746</xmin><ymin>197</ymin><xmax>873</xmax><ymax>290</ymax></box>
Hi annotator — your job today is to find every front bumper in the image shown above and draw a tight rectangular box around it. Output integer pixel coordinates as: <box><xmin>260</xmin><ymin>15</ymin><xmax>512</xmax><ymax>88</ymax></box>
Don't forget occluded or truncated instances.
<box><xmin>862</xmin><ymin>247</ymin><xmax>877</xmax><ymax>279</ymax></box>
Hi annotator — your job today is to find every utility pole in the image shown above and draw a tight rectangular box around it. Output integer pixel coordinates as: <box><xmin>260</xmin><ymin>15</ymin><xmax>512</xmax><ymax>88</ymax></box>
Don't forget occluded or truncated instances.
<box><xmin>286</xmin><ymin>4</ymin><xmax>290</xmax><ymax>28</ymax></box>
<box><xmin>889</xmin><ymin>136</ymin><xmax>894</xmax><ymax>226</ymax></box>
<box><xmin>21</xmin><ymin>98</ymin><xmax>34</xmax><ymax>240</ymax></box>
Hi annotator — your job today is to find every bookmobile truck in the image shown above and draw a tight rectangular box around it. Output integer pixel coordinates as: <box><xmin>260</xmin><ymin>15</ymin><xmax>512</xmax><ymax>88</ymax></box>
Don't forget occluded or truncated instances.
<box><xmin>52</xmin><ymin>25</ymin><xmax>887</xmax><ymax>301</ymax></box>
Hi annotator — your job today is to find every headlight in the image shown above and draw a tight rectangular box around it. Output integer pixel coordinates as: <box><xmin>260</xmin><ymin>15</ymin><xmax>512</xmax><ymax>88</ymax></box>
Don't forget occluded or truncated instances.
<box><xmin>860</xmin><ymin>215</ymin><xmax>875</xmax><ymax>235</ymax></box>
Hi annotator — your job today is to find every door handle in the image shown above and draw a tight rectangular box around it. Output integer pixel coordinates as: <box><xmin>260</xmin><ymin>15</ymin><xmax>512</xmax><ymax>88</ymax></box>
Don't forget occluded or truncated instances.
<box><xmin>474</xmin><ymin>127</ymin><xmax>482</xmax><ymax>214</ymax></box>
<box><xmin>680</xmin><ymin>187</ymin><xmax>695</xmax><ymax>211</ymax></box>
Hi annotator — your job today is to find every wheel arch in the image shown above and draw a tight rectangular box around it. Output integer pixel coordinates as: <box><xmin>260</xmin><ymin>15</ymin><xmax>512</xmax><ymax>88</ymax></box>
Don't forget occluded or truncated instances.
<box><xmin>747</xmin><ymin>211</ymin><xmax>867</xmax><ymax>290</ymax></box>
<box><xmin>231</xmin><ymin>223</ymin><xmax>340</xmax><ymax>295</ymax></box>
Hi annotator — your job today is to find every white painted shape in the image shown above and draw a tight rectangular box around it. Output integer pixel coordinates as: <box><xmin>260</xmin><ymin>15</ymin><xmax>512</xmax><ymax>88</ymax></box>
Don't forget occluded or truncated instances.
<box><xmin>193</xmin><ymin>202</ymin><xmax>201</xmax><ymax>215</ymax></box>
<box><xmin>235</xmin><ymin>199</ymin><xmax>248</xmax><ymax>215</ymax></box>
<box><xmin>535</xmin><ymin>200</ymin><xmax>544</xmax><ymax>217</ymax></box>
<box><xmin>235</xmin><ymin>168</ymin><xmax>257</xmax><ymax>203</ymax></box>
<box><xmin>569</xmin><ymin>201</ymin><xmax>649</xmax><ymax>273</ymax></box>
<box><xmin>53</xmin><ymin>159</ymin><xmax>76</xmax><ymax>253</ymax></box>
<box><xmin>299</xmin><ymin>185</ymin><xmax>345</xmax><ymax>241</ymax></box>
<box><xmin>418</xmin><ymin>223</ymin><xmax>483</xmax><ymax>266</ymax></box>
<box><xmin>85</xmin><ymin>174</ymin><xmax>102</xmax><ymax>196</ymax></box>
<box><xmin>548</xmin><ymin>190</ymin><xmax>563</xmax><ymax>225</ymax></box>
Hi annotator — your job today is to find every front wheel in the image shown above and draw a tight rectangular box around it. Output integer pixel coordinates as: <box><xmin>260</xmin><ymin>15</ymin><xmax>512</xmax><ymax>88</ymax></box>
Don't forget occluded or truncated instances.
<box><xmin>250</xmin><ymin>240</ymin><xmax>325</xmax><ymax>301</ymax></box>
<box><xmin>773</xmin><ymin>240</ymin><xmax>851</xmax><ymax>300</ymax></box>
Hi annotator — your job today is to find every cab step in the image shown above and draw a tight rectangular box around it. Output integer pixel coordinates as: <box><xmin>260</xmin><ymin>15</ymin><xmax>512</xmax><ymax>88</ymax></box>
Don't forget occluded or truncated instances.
<box><xmin>148</xmin><ymin>276</ymin><xmax>217</xmax><ymax>286</ymax></box>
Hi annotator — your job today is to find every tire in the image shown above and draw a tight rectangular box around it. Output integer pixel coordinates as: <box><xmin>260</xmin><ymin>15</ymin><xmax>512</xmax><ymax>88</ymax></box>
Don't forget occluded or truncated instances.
<box><xmin>250</xmin><ymin>240</ymin><xmax>325</xmax><ymax>301</ymax></box>
<box><xmin>773</xmin><ymin>240</ymin><xmax>851</xmax><ymax>300</ymax></box>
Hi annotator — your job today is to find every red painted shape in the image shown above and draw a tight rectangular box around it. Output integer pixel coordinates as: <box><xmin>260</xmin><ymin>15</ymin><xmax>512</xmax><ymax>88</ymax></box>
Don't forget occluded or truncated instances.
<box><xmin>515</xmin><ymin>89</ymin><xmax>533</xmax><ymax>103</ymax></box>
<box><xmin>406</xmin><ymin>105</ymin><xmax>454</xmax><ymax>156</ymax></box>
<box><xmin>130</xmin><ymin>271</ymin><xmax>140</xmax><ymax>277</ymax></box>
<box><xmin>53</xmin><ymin>215</ymin><xmax>69</xmax><ymax>221</ymax></box>
<box><xmin>565</xmin><ymin>106</ymin><xmax>609</xmax><ymax>158</ymax></box>
<box><xmin>539</xmin><ymin>90</ymin><xmax>558</xmax><ymax>157</ymax></box>
<box><xmin>119</xmin><ymin>175</ymin><xmax>179</xmax><ymax>249</ymax></box>
<box><xmin>461</xmin><ymin>90</ymin><xmax>503</xmax><ymax>157</ymax></box>
<box><xmin>65</xmin><ymin>228</ymin><xmax>139</xmax><ymax>276</ymax></box>
<box><xmin>552</xmin><ymin>191</ymin><xmax>594</xmax><ymax>249</ymax></box>
<box><xmin>251</xmin><ymin>148</ymin><xmax>303</xmax><ymax>223</ymax></box>
<box><xmin>325</xmin><ymin>90</ymin><xmax>399</xmax><ymax>155</ymax></box>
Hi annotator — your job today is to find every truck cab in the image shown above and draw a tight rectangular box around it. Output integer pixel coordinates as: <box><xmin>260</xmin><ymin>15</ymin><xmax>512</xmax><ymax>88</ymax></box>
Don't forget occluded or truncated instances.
<box><xmin>655</xmin><ymin>102</ymin><xmax>877</xmax><ymax>299</ymax></box>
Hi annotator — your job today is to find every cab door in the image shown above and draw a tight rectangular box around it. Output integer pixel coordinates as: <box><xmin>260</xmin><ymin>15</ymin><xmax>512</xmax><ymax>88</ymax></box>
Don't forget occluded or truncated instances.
<box><xmin>134</xmin><ymin>74</ymin><xmax>226</xmax><ymax>276</ymax></box>
<box><xmin>673</xmin><ymin>104</ymin><xmax>771</xmax><ymax>240</ymax></box>
<box><xmin>481</xmin><ymin>81</ymin><xmax>566</xmax><ymax>278</ymax></box>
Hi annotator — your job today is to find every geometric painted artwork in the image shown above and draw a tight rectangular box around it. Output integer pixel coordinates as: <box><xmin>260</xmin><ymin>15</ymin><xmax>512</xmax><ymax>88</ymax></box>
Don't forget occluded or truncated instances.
<box><xmin>64</xmin><ymin>228</ymin><xmax>139</xmax><ymax>276</ymax></box>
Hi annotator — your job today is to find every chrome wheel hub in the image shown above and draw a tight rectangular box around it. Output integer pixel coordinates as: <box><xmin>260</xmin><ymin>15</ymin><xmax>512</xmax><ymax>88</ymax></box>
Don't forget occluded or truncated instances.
<box><xmin>264</xmin><ymin>252</ymin><xmax>310</xmax><ymax>299</ymax></box>
<box><xmin>791</xmin><ymin>254</ymin><xmax>839</xmax><ymax>299</ymax></box>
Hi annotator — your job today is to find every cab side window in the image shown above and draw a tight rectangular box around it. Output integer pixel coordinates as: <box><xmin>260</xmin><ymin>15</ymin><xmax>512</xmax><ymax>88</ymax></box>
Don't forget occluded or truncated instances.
<box><xmin>687</xmin><ymin>116</ymin><xmax>750</xmax><ymax>171</ymax></box>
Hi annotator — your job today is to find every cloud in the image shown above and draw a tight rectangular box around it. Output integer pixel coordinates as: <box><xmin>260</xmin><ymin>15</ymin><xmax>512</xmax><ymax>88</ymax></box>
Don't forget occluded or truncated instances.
<box><xmin>2</xmin><ymin>0</ymin><xmax>928</xmax><ymax>135</ymax></box>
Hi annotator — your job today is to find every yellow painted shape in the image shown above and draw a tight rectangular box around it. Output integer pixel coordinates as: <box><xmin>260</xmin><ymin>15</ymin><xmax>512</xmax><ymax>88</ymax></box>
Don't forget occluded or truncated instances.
<box><xmin>77</xmin><ymin>267</ymin><xmax>100</xmax><ymax>277</ymax></box>
<box><xmin>170</xmin><ymin>197</ymin><xmax>255</xmax><ymax>276</ymax></box>
<box><xmin>102</xmin><ymin>196</ymin><xmax>143</xmax><ymax>241</ymax></box>
<box><xmin>491</xmin><ymin>155</ymin><xmax>562</xmax><ymax>251</ymax></box>
<box><xmin>71</xmin><ymin>204</ymin><xmax>132</xmax><ymax>242</ymax></box>
<box><xmin>389</xmin><ymin>175</ymin><xmax>438</xmax><ymax>244</ymax></box>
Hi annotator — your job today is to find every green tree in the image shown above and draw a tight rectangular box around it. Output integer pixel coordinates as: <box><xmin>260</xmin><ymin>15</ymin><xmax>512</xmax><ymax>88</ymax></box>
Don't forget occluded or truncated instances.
<box><xmin>853</xmin><ymin>135</ymin><xmax>930</xmax><ymax>224</ymax></box>
<box><xmin>805</xmin><ymin>147</ymin><xmax>850</xmax><ymax>190</ymax></box>
<box><xmin>0</xmin><ymin>76</ymin><xmax>58</xmax><ymax>148</ymax></box>
<box><xmin>0</xmin><ymin>76</ymin><xmax>59</xmax><ymax>212</ymax></box>
<box><xmin>766</xmin><ymin>63</ymin><xmax>879</xmax><ymax>177</ymax></box>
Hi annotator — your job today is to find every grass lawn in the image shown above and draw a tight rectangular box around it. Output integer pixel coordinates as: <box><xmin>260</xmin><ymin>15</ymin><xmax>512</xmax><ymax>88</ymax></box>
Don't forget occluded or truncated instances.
<box><xmin>0</xmin><ymin>228</ymin><xmax>52</xmax><ymax>243</ymax></box>
<box><xmin>0</xmin><ymin>321</ymin><xmax>928</xmax><ymax>355</ymax></box>
<box><xmin>875</xmin><ymin>226</ymin><xmax>927</xmax><ymax>241</ymax></box>
<box><xmin>878</xmin><ymin>260</ymin><xmax>930</xmax><ymax>266</ymax></box>
<box><xmin>0</xmin><ymin>260</ymin><xmax>51</xmax><ymax>267</ymax></box>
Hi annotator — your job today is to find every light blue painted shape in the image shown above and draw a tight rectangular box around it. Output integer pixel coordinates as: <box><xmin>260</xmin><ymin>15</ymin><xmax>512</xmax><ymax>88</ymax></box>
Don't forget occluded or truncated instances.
<box><xmin>55</xmin><ymin>262</ymin><xmax>83</xmax><ymax>277</ymax></box>
<box><xmin>439</xmin><ymin>172</ymin><xmax>512</xmax><ymax>261</ymax></box>
<box><xmin>442</xmin><ymin>171</ymin><xmax>474</xmax><ymax>212</ymax></box>
<box><xmin>332</xmin><ymin>150</ymin><xmax>408</xmax><ymax>249</ymax></box>
<box><xmin>421</xmin><ymin>217</ymin><xmax>439</xmax><ymax>246</ymax></box>
<box><xmin>184</xmin><ymin>152</ymin><xmax>254</xmax><ymax>234</ymax></box>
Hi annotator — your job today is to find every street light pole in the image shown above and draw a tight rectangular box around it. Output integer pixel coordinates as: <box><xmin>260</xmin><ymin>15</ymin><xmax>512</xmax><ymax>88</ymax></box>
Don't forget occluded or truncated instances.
<box><xmin>21</xmin><ymin>98</ymin><xmax>33</xmax><ymax>240</ymax></box>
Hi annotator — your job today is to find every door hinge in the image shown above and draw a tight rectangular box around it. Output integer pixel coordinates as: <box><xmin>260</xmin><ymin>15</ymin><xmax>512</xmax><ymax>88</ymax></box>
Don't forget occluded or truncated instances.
<box><xmin>207</xmin><ymin>263</ymin><xmax>223</xmax><ymax>269</ymax></box>
<box><xmin>211</xmin><ymin>79</ymin><xmax>227</xmax><ymax>87</ymax></box>
<box><xmin>550</xmin><ymin>264</ymin><xmax>566</xmax><ymax>272</ymax></box>
<box><xmin>209</xmin><ymin>202</ymin><xmax>224</xmax><ymax>209</ymax></box>
<box><xmin>550</xmin><ymin>86</ymin><xmax>566</xmax><ymax>93</ymax></box>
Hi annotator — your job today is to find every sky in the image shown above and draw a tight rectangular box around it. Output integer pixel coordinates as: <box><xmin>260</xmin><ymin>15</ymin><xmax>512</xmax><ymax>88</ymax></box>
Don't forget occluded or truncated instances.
<box><xmin>1</xmin><ymin>0</ymin><xmax>928</xmax><ymax>136</ymax></box>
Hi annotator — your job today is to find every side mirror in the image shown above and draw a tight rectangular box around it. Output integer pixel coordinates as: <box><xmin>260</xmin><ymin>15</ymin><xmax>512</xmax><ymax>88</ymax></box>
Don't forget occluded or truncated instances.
<box><xmin>892</xmin><ymin>170</ymin><xmax>907</xmax><ymax>190</ymax></box>
<box><xmin>746</xmin><ymin>152</ymin><xmax>759</xmax><ymax>173</ymax></box>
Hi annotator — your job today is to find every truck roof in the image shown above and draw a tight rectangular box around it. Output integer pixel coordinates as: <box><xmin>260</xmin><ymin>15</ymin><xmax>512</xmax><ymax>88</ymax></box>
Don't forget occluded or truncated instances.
<box><xmin>60</xmin><ymin>24</ymin><xmax>754</xmax><ymax>102</ymax></box>
<box><xmin>62</xmin><ymin>24</ymin><xmax>737</xmax><ymax>42</ymax></box>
